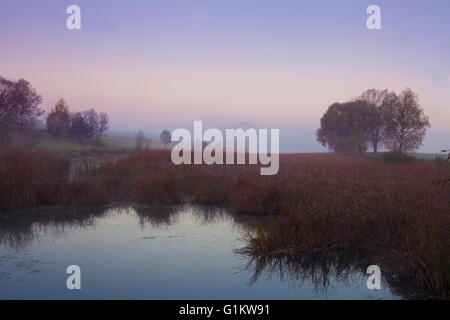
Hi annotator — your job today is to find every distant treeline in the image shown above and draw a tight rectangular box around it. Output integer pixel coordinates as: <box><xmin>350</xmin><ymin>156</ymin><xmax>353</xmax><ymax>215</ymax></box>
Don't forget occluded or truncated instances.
<box><xmin>0</xmin><ymin>76</ymin><xmax>109</xmax><ymax>148</ymax></box>
<box><xmin>317</xmin><ymin>88</ymin><xmax>430</xmax><ymax>153</ymax></box>
<box><xmin>46</xmin><ymin>99</ymin><xmax>108</xmax><ymax>144</ymax></box>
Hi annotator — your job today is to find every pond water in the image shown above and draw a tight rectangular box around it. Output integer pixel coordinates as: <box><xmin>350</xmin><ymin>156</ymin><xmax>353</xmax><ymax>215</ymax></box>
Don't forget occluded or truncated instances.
<box><xmin>0</xmin><ymin>205</ymin><xmax>402</xmax><ymax>299</ymax></box>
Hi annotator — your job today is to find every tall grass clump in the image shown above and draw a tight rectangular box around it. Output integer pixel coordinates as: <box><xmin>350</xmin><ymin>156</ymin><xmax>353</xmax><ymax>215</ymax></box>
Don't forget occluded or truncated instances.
<box><xmin>0</xmin><ymin>149</ymin><xmax>70</xmax><ymax>211</ymax></box>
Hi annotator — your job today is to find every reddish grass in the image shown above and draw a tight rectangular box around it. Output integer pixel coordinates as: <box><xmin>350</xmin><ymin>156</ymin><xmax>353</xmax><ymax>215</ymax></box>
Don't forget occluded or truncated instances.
<box><xmin>0</xmin><ymin>149</ymin><xmax>449</xmax><ymax>297</ymax></box>
<box><xmin>0</xmin><ymin>149</ymin><xmax>70</xmax><ymax>211</ymax></box>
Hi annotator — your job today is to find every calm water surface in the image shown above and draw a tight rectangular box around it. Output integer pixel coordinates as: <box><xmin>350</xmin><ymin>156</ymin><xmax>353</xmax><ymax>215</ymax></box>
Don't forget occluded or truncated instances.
<box><xmin>0</xmin><ymin>205</ymin><xmax>401</xmax><ymax>299</ymax></box>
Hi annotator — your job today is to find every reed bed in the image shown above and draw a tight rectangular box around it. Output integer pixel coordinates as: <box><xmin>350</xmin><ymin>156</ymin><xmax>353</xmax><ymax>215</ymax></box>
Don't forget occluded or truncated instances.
<box><xmin>0</xmin><ymin>149</ymin><xmax>70</xmax><ymax>211</ymax></box>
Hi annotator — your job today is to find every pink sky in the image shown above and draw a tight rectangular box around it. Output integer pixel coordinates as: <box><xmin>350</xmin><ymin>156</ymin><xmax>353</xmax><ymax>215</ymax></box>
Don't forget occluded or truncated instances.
<box><xmin>1</xmin><ymin>0</ymin><xmax>449</xmax><ymax>152</ymax></box>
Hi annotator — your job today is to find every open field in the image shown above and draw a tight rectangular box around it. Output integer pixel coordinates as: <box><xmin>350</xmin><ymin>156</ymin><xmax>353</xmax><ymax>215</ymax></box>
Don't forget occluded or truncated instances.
<box><xmin>32</xmin><ymin>131</ymin><xmax>174</xmax><ymax>162</ymax></box>
<box><xmin>0</xmin><ymin>149</ymin><xmax>449</xmax><ymax>298</ymax></box>
<box><xmin>35</xmin><ymin>131</ymin><xmax>135</xmax><ymax>153</ymax></box>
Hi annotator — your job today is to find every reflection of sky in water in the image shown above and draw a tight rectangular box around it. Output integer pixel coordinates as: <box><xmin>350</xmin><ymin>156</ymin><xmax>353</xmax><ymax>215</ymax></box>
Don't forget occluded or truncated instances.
<box><xmin>0</xmin><ymin>206</ymin><xmax>401</xmax><ymax>299</ymax></box>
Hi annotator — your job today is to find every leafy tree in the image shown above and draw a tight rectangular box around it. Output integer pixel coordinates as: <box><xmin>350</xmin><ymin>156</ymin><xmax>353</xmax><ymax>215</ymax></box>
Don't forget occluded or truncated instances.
<box><xmin>382</xmin><ymin>88</ymin><xmax>430</xmax><ymax>152</ymax></box>
<box><xmin>46</xmin><ymin>99</ymin><xmax>71</xmax><ymax>137</ymax></box>
<box><xmin>0</xmin><ymin>77</ymin><xmax>43</xmax><ymax>128</ymax></box>
<box><xmin>317</xmin><ymin>100</ymin><xmax>376</xmax><ymax>153</ymax></box>
<box><xmin>160</xmin><ymin>130</ymin><xmax>171</xmax><ymax>147</ymax></box>
<box><xmin>316</xmin><ymin>100</ymin><xmax>376</xmax><ymax>153</ymax></box>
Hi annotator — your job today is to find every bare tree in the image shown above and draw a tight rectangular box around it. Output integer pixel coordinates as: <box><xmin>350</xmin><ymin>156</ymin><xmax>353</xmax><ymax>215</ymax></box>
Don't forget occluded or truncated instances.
<box><xmin>96</xmin><ymin>113</ymin><xmax>109</xmax><ymax>144</ymax></box>
<box><xmin>68</xmin><ymin>109</ymin><xmax>109</xmax><ymax>143</ymax></box>
<box><xmin>83</xmin><ymin>109</ymin><xmax>99</xmax><ymax>139</ymax></box>
<box><xmin>382</xmin><ymin>88</ymin><xmax>430</xmax><ymax>152</ymax></box>
<box><xmin>356</xmin><ymin>89</ymin><xmax>396</xmax><ymax>153</ymax></box>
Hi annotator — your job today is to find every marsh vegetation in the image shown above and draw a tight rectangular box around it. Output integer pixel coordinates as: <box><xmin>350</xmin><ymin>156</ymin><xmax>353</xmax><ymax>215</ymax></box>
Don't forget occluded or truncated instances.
<box><xmin>0</xmin><ymin>149</ymin><xmax>448</xmax><ymax>298</ymax></box>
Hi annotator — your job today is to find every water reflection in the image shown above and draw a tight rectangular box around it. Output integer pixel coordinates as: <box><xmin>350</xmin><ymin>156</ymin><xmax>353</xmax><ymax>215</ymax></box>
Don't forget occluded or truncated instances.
<box><xmin>135</xmin><ymin>205</ymin><xmax>181</xmax><ymax>228</ymax></box>
<box><xmin>238</xmin><ymin>252</ymin><xmax>372</xmax><ymax>297</ymax></box>
<box><xmin>0</xmin><ymin>205</ymin><xmax>191</xmax><ymax>249</ymax></box>
<box><xmin>0</xmin><ymin>205</ymin><xmax>405</xmax><ymax>299</ymax></box>
<box><xmin>0</xmin><ymin>207</ymin><xmax>106</xmax><ymax>249</ymax></box>
<box><xmin>236</xmin><ymin>246</ymin><xmax>424</xmax><ymax>299</ymax></box>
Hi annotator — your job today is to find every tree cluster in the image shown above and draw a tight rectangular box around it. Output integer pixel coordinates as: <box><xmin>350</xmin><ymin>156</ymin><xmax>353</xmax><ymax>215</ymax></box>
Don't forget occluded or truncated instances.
<box><xmin>46</xmin><ymin>99</ymin><xmax>109</xmax><ymax>143</ymax></box>
<box><xmin>317</xmin><ymin>88</ymin><xmax>430</xmax><ymax>153</ymax></box>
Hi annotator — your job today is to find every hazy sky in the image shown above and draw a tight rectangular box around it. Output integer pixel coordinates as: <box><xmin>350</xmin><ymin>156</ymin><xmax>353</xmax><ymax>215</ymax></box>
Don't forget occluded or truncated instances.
<box><xmin>0</xmin><ymin>0</ymin><xmax>449</xmax><ymax>152</ymax></box>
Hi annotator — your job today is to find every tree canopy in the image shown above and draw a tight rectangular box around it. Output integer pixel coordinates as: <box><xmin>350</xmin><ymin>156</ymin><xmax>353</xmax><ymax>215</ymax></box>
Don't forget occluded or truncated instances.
<box><xmin>317</xmin><ymin>88</ymin><xmax>430</xmax><ymax>153</ymax></box>
<box><xmin>46</xmin><ymin>99</ymin><xmax>109</xmax><ymax>143</ymax></box>
<box><xmin>382</xmin><ymin>88</ymin><xmax>430</xmax><ymax>152</ymax></box>
<box><xmin>0</xmin><ymin>77</ymin><xmax>44</xmax><ymax>128</ymax></box>
<box><xmin>316</xmin><ymin>100</ymin><xmax>377</xmax><ymax>153</ymax></box>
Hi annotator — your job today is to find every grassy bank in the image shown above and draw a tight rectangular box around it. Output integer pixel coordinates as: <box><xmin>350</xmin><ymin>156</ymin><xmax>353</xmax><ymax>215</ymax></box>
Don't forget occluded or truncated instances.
<box><xmin>0</xmin><ymin>149</ymin><xmax>449</xmax><ymax>297</ymax></box>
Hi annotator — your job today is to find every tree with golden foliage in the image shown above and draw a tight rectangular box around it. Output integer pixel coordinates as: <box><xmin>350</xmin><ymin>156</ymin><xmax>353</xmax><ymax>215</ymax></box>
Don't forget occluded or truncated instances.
<box><xmin>46</xmin><ymin>99</ymin><xmax>71</xmax><ymax>137</ymax></box>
